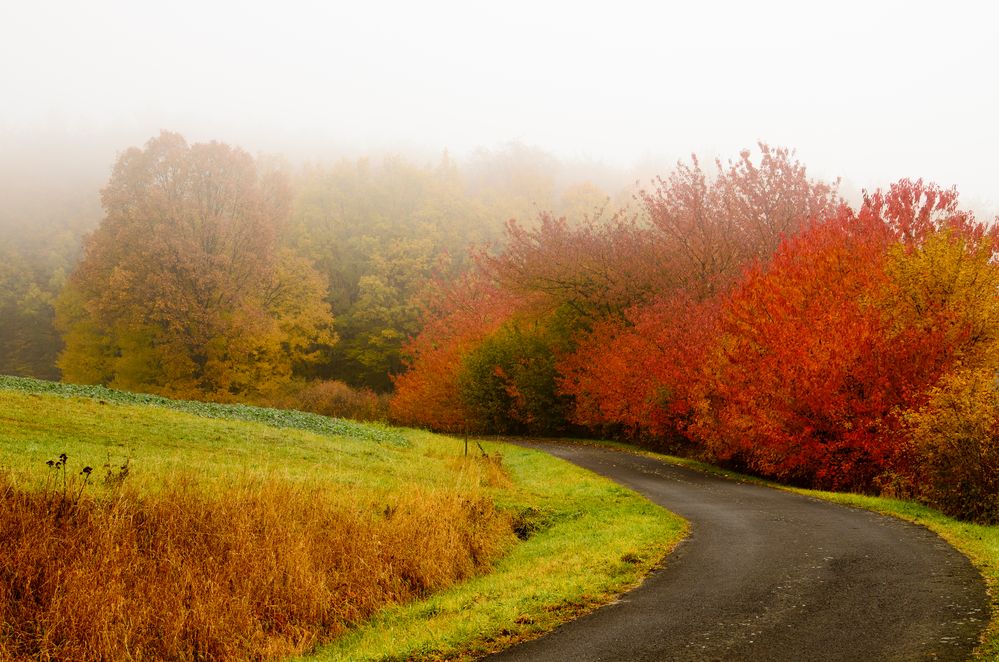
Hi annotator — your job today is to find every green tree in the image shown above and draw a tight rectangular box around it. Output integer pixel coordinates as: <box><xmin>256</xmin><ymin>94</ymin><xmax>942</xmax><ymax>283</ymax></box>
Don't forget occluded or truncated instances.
<box><xmin>288</xmin><ymin>154</ymin><xmax>492</xmax><ymax>390</ymax></box>
<box><xmin>457</xmin><ymin>317</ymin><xmax>573</xmax><ymax>435</ymax></box>
<box><xmin>333</xmin><ymin>238</ymin><xmax>439</xmax><ymax>390</ymax></box>
<box><xmin>0</xmin><ymin>246</ymin><xmax>62</xmax><ymax>378</ymax></box>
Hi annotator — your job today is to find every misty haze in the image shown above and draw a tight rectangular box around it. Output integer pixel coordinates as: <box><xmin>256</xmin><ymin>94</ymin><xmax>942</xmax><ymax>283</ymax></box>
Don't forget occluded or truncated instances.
<box><xmin>1</xmin><ymin>2</ymin><xmax>998</xmax><ymax>661</ymax></box>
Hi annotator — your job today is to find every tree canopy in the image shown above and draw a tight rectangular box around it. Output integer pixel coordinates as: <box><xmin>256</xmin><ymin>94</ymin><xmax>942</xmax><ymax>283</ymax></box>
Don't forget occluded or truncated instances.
<box><xmin>56</xmin><ymin>132</ymin><xmax>335</xmax><ymax>400</ymax></box>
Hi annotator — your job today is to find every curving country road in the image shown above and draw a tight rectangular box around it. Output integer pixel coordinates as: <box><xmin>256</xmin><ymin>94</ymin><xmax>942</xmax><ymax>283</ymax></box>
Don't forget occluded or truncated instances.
<box><xmin>488</xmin><ymin>442</ymin><xmax>988</xmax><ymax>662</ymax></box>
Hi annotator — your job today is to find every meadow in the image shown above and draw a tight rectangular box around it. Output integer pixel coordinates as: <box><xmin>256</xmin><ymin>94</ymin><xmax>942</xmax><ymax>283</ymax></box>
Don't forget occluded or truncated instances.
<box><xmin>0</xmin><ymin>377</ymin><xmax>683</xmax><ymax>660</ymax></box>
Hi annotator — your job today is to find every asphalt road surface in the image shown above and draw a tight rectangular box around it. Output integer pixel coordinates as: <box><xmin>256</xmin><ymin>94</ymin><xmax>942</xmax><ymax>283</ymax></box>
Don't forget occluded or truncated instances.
<box><xmin>487</xmin><ymin>442</ymin><xmax>988</xmax><ymax>662</ymax></box>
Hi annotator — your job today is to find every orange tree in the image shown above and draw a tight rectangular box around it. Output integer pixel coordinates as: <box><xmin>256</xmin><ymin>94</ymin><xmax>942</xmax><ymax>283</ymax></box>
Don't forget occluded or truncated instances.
<box><xmin>56</xmin><ymin>132</ymin><xmax>334</xmax><ymax>401</ymax></box>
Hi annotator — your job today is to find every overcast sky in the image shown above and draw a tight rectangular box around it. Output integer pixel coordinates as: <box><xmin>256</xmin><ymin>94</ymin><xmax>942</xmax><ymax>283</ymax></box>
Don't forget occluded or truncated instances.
<box><xmin>1</xmin><ymin>0</ymin><xmax>997</xmax><ymax>212</ymax></box>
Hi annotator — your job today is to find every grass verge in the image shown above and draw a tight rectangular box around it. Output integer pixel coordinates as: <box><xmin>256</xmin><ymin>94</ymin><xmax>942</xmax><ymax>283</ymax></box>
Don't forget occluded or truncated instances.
<box><xmin>576</xmin><ymin>438</ymin><xmax>999</xmax><ymax>662</ymax></box>
<box><xmin>0</xmin><ymin>378</ymin><xmax>685</xmax><ymax>660</ymax></box>
<box><xmin>300</xmin><ymin>442</ymin><xmax>687</xmax><ymax>661</ymax></box>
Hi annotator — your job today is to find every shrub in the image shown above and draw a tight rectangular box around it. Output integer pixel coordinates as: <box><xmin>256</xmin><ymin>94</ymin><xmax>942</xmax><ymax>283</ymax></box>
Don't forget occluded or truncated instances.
<box><xmin>688</xmin><ymin>210</ymin><xmax>899</xmax><ymax>491</ymax></box>
<box><xmin>458</xmin><ymin>322</ymin><xmax>570</xmax><ymax>435</ymax></box>
<box><xmin>280</xmin><ymin>379</ymin><xmax>390</xmax><ymax>422</ymax></box>
<box><xmin>558</xmin><ymin>293</ymin><xmax>721</xmax><ymax>441</ymax></box>
<box><xmin>907</xmin><ymin>369</ymin><xmax>999</xmax><ymax>524</ymax></box>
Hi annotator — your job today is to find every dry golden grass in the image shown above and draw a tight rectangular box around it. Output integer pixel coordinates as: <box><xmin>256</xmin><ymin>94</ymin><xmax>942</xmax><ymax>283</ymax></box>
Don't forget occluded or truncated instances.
<box><xmin>449</xmin><ymin>453</ymin><xmax>512</xmax><ymax>490</ymax></box>
<box><xmin>269</xmin><ymin>379</ymin><xmax>391</xmax><ymax>423</ymax></box>
<box><xmin>0</xmin><ymin>471</ymin><xmax>511</xmax><ymax>661</ymax></box>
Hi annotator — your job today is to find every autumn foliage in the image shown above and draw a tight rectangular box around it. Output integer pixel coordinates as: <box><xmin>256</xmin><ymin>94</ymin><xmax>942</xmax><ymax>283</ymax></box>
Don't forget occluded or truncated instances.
<box><xmin>559</xmin><ymin>292</ymin><xmax>721</xmax><ymax>442</ymax></box>
<box><xmin>691</xmin><ymin>209</ymin><xmax>903</xmax><ymax>489</ymax></box>
<box><xmin>390</xmin><ymin>272</ymin><xmax>520</xmax><ymax>432</ymax></box>
<box><xmin>907</xmin><ymin>368</ymin><xmax>999</xmax><ymax>523</ymax></box>
<box><xmin>12</xmin><ymin>132</ymin><xmax>999</xmax><ymax>522</ymax></box>
<box><xmin>393</xmin><ymin>148</ymin><xmax>999</xmax><ymax>522</ymax></box>
<box><xmin>56</xmin><ymin>132</ymin><xmax>334</xmax><ymax>401</ymax></box>
<box><xmin>640</xmin><ymin>144</ymin><xmax>841</xmax><ymax>298</ymax></box>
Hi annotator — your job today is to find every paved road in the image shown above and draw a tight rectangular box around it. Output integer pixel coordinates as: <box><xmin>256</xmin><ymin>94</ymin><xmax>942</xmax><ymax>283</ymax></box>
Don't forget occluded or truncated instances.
<box><xmin>488</xmin><ymin>442</ymin><xmax>988</xmax><ymax>662</ymax></box>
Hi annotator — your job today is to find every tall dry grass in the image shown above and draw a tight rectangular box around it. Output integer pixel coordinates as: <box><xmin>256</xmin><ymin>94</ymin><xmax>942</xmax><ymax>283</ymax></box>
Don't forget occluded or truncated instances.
<box><xmin>0</xmin><ymin>470</ymin><xmax>511</xmax><ymax>661</ymax></box>
<box><xmin>270</xmin><ymin>380</ymin><xmax>391</xmax><ymax>422</ymax></box>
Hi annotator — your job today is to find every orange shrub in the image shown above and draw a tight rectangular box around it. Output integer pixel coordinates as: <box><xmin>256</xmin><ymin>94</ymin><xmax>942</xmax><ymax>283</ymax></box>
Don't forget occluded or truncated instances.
<box><xmin>391</xmin><ymin>273</ymin><xmax>518</xmax><ymax>432</ymax></box>
<box><xmin>282</xmin><ymin>379</ymin><xmax>390</xmax><ymax>422</ymax></box>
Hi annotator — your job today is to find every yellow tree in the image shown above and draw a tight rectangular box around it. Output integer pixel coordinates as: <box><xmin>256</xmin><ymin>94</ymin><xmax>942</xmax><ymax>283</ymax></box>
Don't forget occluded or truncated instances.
<box><xmin>56</xmin><ymin>132</ymin><xmax>334</xmax><ymax>400</ymax></box>
<box><xmin>884</xmin><ymin>224</ymin><xmax>999</xmax><ymax>521</ymax></box>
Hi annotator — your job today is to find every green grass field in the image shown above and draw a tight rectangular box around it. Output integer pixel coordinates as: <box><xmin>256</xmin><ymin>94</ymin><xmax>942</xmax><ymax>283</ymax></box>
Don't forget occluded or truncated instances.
<box><xmin>0</xmin><ymin>377</ymin><xmax>685</xmax><ymax>660</ymax></box>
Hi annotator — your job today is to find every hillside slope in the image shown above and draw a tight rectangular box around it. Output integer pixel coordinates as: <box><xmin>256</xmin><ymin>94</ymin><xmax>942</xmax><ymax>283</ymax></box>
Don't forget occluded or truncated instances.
<box><xmin>0</xmin><ymin>377</ymin><xmax>684</xmax><ymax>660</ymax></box>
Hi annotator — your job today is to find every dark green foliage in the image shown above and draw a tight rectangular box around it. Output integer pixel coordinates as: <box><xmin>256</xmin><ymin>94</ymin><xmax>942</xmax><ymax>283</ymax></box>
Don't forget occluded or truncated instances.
<box><xmin>457</xmin><ymin>322</ymin><xmax>570</xmax><ymax>435</ymax></box>
<box><xmin>0</xmin><ymin>242</ymin><xmax>73</xmax><ymax>380</ymax></box>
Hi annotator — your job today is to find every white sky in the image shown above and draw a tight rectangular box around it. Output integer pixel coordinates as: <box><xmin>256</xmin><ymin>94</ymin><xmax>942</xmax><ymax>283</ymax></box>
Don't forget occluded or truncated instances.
<box><xmin>1</xmin><ymin>0</ymin><xmax>997</xmax><ymax>212</ymax></box>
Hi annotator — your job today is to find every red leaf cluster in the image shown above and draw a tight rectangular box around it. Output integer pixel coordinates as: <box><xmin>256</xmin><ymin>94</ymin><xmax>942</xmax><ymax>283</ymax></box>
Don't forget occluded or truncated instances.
<box><xmin>392</xmin><ymin>148</ymin><xmax>999</xmax><ymax>509</ymax></box>
<box><xmin>559</xmin><ymin>292</ymin><xmax>720</xmax><ymax>440</ymax></box>
<box><xmin>389</xmin><ymin>271</ymin><xmax>519</xmax><ymax>431</ymax></box>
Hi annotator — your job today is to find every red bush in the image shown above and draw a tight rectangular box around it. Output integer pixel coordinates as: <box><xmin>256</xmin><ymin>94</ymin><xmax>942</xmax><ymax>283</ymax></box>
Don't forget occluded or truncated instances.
<box><xmin>559</xmin><ymin>293</ymin><xmax>720</xmax><ymax>440</ymax></box>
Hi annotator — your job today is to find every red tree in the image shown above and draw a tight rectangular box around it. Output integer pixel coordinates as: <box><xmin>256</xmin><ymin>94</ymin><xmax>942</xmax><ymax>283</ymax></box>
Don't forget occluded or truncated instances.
<box><xmin>558</xmin><ymin>292</ymin><xmax>720</xmax><ymax>441</ymax></box>
<box><xmin>389</xmin><ymin>271</ymin><xmax>518</xmax><ymax>431</ymax></box>
<box><xmin>641</xmin><ymin>143</ymin><xmax>841</xmax><ymax>299</ymax></box>
<box><xmin>480</xmin><ymin>212</ymin><xmax>667</xmax><ymax>320</ymax></box>
<box><xmin>690</xmin><ymin>209</ymin><xmax>895</xmax><ymax>489</ymax></box>
<box><xmin>690</xmin><ymin>180</ymin><xmax>995</xmax><ymax>491</ymax></box>
<box><xmin>557</xmin><ymin>144</ymin><xmax>841</xmax><ymax>442</ymax></box>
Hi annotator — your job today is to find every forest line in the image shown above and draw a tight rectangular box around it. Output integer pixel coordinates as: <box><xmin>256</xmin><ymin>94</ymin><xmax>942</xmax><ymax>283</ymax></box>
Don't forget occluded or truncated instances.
<box><xmin>0</xmin><ymin>132</ymin><xmax>623</xmax><ymax>394</ymax></box>
<box><xmin>392</xmin><ymin>148</ymin><xmax>999</xmax><ymax>524</ymax></box>
<box><xmin>5</xmin><ymin>133</ymin><xmax>999</xmax><ymax>523</ymax></box>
